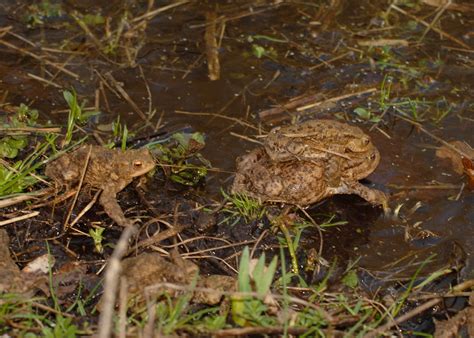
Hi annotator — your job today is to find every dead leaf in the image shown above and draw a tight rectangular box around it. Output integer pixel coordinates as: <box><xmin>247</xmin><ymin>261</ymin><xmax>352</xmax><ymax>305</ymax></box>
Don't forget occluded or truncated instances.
<box><xmin>436</xmin><ymin>140</ymin><xmax>474</xmax><ymax>175</ymax></box>
<box><xmin>461</xmin><ymin>157</ymin><xmax>474</xmax><ymax>189</ymax></box>
<box><xmin>22</xmin><ymin>254</ymin><xmax>54</xmax><ymax>274</ymax></box>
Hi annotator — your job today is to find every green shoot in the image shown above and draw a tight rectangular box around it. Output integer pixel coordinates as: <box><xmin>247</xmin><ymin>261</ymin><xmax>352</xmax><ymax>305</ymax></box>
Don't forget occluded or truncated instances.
<box><xmin>89</xmin><ymin>227</ymin><xmax>105</xmax><ymax>254</ymax></box>
<box><xmin>221</xmin><ymin>190</ymin><xmax>266</xmax><ymax>224</ymax></box>
<box><xmin>63</xmin><ymin>90</ymin><xmax>99</xmax><ymax>146</ymax></box>
<box><xmin>232</xmin><ymin>247</ymin><xmax>277</xmax><ymax>327</ymax></box>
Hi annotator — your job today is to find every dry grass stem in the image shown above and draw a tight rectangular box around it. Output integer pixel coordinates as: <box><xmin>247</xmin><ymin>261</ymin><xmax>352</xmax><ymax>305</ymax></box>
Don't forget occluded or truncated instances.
<box><xmin>0</xmin><ymin>158</ymin><xmax>49</xmax><ymax>185</ymax></box>
<box><xmin>103</xmin><ymin>73</ymin><xmax>149</xmax><ymax>123</ymax></box>
<box><xmin>0</xmin><ymin>26</ymin><xmax>12</xmax><ymax>37</ymax></box>
<box><xmin>175</xmin><ymin>110</ymin><xmax>260</xmax><ymax>131</ymax></box>
<box><xmin>118</xmin><ymin>276</ymin><xmax>128</xmax><ymax>338</ymax></box>
<box><xmin>419</xmin><ymin>0</ymin><xmax>452</xmax><ymax>42</ymax></box>
<box><xmin>68</xmin><ymin>190</ymin><xmax>101</xmax><ymax>228</ymax></box>
<box><xmin>70</xmin><ymin>12</ymin><xmax>104</xmax><ymax>52</ymax></box>
<box><xmin>131</xmin><ymin>0</ymin><xmax>190</xmax><ymax>23</ymax></box>
<box><xmin>421</xmin><ymin>0</ymin><xmax>474</xmax><ymax>13</ymax></box>
<box><xmin>367</xmin><ymin>298</ymin><xmax>442</xmax><ymax>337</ymax></box>
<box><xmin>229</xmin><ymin>132</ymin><xmax>263</xmax><ymax>145</ymax></box>
<box><xmin>98</xmin><ymin>224</ymin><xmax>138</xmax><ymax>338</ymax></box>
<box><xmin>297</xmin><ymin>87</ymin><xmax>377</xmax><ymax>111</ymax></box>
<box><xmin>0</xmin><ymin>211</ymin><xmax>39</xmax><ymax>226</ymax></box>
<box><xmin>357</xmin><ymin>39</ymin><xmax>409</xmax><ymax>47</ymax></box>
<box><xmin>0</xmin><ymin>191</ymin><xmax>48</xmax><ymax>208</ymax></box>
<box><xmin>64</xmin><ymin>146</ymin><xmax>92</xmax><ymax>229</ymax></box>
<box><xmin>26</xmin><ymin>73</ymin><xmax>62</xmax><ymax>88</ymax></box>
<box><xmin>258</xmin><ymin>92</ymin><xmax>325</xmax><ymax>119</ymax></box>
<box><xmin>395</xmin><ymin>112</ymin><xmax>473</xmax><ymax>159</ymax></box>
<box><xmin>390</xmin><ymin>4</ymin><xmax>471</xmax><ymax>49</ymax></box>
<box><xmin>127</xmin><ymin>225</ymin><xmax>184</xmax><ymax>255</ymax></box>
<box><xmin>0</xmin><ymin>39</ymin><xmax>79</xmax><ymax>79</ymax></box>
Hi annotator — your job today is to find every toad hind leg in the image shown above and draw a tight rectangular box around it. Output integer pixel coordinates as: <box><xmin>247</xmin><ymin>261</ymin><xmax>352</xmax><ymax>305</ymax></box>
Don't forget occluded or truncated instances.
<box><xmin>331</xmin><ymin>181</ymin><xmax>388</xmax><ymax>207</ymax></box>
<box><xmin>99</xmin><ymin>186</ymin><xmax>134</xmax><ymax>227</ymax></box>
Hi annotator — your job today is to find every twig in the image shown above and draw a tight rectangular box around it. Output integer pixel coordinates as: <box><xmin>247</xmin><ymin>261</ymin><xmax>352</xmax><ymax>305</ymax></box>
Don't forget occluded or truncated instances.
<box><xmin>118</xmin><ymin>276</ymin><xmax>128</xmax><ymax>338</ymax></box>
<box><xmin>0</xmin><ymin>158</ymin><xmax>49</xmax><ymax>185</ymax></box>
<box><xmin>229</xmin><ymin>132</ymin><xmax>263</xmax><ymax>145</ymax></box>
<box><xmin>103</xmin><ymin>72</ymin><xmax>149</xmax><ymax>123</ymax></box>
<box><xmin>181</xmin><ymin>54</ymin><xmax>205</xmax><ymax>80</ymax></box>
<box><xmin>212</xmin><ymin>326</ymin><xmax>314</xmax><ymax>337</ymax></box>
<box><xmin>258</xmin><ymin>92</ymin><xmax>324</xmax><ymax>119</ymax></box>
<box><xmin>357</xmin><ymin>39</ymin><xmax>409</xmax><ymax>47</ymax></box>
<box><xmin>0</xmin><ymin>127</ymin><xmax>61</xmax><ymax>134</ymax></box>
<box><xmin>64</xmin><ymin>146</ymin><xmax>92</xmax><ymax>229</ymax></box>
<box><xmin>0</xmin><ymin>190</ymin><xmax>50</xmax><ymax>208</ymax></box>
<box><xmin>0</xmin><ymin>26</ymin><xmax>12</xmax><ymax>38</ymax></box>
<box><xmin>138</xmin><ymin>65</ymin><xmax>154</xmax><ymax>117</ymax></box>
<box><xmin>394</xmin><ymin>111</ymin><xmax>472</xmax><ymax>159</ymax></box>
<box><xmin>175</xmin><ymin>110</ymin><xmax>260</xmax><ymax>131</ymax></box>
<box><xmin>297</xmin><ymin>87</ymin><xmax>377</xmax><ymax>111</ymax></box>
<box><xmin>0</xmin><ymin>39</ymin><xmax>79</xmax><ymax>79</ymax></box>
<box><xmin>367</xmin><ymin>298</ymin><xmax>441</xmax><ymax>337</ymax></box>
<box><xmin>131</xmin><ymin>0</ymin><xmax>190</xmax><ymax>23</ymax></box>
<box><xmin>27</xmin><ymin>73</ymin><xmax>62</xmax><ymax>88</ymax></box>
<box><xmin>390</xmin><ymin>4</ymin><xmax>470</xmax><ymax>49</ymax></box>
<box><xmin>98</xmin><ymin>224</ymin><xmax>138</xmax><ymax>338</ymax></box>
<box><xmin>263</xmin><ymin>69</ymin><xmax>281</xmax><ymax>89</ymax></box>
<box><xmin>31</xmin><ymin>302</ymin><xmax>74</xmax><ymax>318</ymax></box>
<box><xmin>309</xmin><ymin>51</ymin><xmax>353</xmax><ymax>70</ymax></box>
<box><xmin>190</xmin><ymin>3</ymin><xmax>282</xmax><ymax>29</ymax></box>
<box><xmin>70</xmin><ymin>12</ymin><xmax>105</xmax><ymax>51</ymax></box>
<box><xmin>144</xmin><ymin>298</ymin><xmax>156</xmax><ymax>337</ymax></box>
<box><xmin>419</xmin><ymin>0</ymin><xmax>451</xmax><ymax>43</ymax></box>
<box><xmin>205</xmin><ymin>11</ymin><xmax>220</xmax><ymax>81</ymax></box>
<box><xmin>366</xmin><ymin>278</ymin><xmax>474</xmax><ymax>337</ymax></box>
<box><xmin>0</xmin><ymin>211</ymin><xmax>39</xmax><ymax>226</ymax></box>
<box><xmin>68</xmin><ymin>190</ymin><xmax>101</xmax><ymax>228</ymax></box>
<box><xmin>126</xmin><ymin>223</ymin><xmax>185</xmax><ymax>255</ymax></box>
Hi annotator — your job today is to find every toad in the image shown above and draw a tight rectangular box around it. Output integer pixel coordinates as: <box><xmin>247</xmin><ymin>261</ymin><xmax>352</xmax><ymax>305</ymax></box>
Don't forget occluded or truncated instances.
<box><xmin>0</xmin><ymin>229</ymin><xmax>48</xmax><ymax>295</ymax></box>
<box><xmin>264</xmin><ymin>119</ymin><xmax>374</xmax><ymax>163</ymax></box>
<box><xmin>46</xmin><ymin>145</ymin><xmax>155</xmax><ymax>227</ymax></box>
<box><xmin>231</xmin><ymin>120</ymin><xmax>387</xmax><ymax>206</ymax></box>
<box><xmin>264</xmin><ymin>119</ymin><xmax>378</xmax><ymax>185</ymax></box>
<box><xmin>97</xmin><ymin>252</ymin><xmax>235</xmax><ymax>310</ymax></box>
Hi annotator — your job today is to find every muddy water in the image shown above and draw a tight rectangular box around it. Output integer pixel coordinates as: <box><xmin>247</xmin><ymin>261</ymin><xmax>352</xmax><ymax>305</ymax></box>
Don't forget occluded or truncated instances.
<box><xmin>0</xmin><ymin>2</ymin><xmax>472</xmax><ymax>279</ymax></box>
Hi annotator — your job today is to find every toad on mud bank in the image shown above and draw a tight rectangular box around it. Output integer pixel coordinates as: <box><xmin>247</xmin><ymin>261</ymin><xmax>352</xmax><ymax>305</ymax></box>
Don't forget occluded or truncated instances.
<box><xmin>46</xmin><ymin>145</ymin><xmax>155</xmax><ymax>227</ymax></box>
<box><xmin>232</xmin><ymin>119</ymin><xmax>387</xmax><ymax>206</ymax></box>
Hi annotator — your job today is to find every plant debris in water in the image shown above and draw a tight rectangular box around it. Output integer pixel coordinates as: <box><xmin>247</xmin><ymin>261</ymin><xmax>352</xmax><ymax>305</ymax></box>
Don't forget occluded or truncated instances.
<box><xmin>151</xmin><ymin>131</ymin><xmax>209</xmax><ymax>186</ymax></box>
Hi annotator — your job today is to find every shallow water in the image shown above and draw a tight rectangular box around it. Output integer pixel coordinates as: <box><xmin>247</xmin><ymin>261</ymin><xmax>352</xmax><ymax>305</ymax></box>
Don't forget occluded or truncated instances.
<box><xmin>1</xmin><ymin>1</ymin><xmax>472</xmax><ymax>279</ymax></box>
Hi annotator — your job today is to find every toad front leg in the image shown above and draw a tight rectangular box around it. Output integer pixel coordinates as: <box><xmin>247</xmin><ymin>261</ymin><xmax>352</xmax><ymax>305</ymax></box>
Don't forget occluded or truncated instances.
<box><xmin>99</xmin><ymin>185</ymin><xmax>135</xmax><ymax>227</ymax></box>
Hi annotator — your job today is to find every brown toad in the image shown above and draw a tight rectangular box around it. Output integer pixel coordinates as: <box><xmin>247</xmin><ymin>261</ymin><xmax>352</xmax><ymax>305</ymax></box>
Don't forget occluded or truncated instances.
<box><xmin>97</xmin><ymin>252</ymin><xmax>235</xmax><ymax>310</ymax></box>
<box><xmin>0</xmin><ymin>229</ymin><xmax>49</xmax><ymax>295</ymax></box>
<box><xmin>46</xmin><ymin>145</ymin><xmax>155</xmax><ymax>227</ymax></box>
<box><xmin>231</xmin><ymin>120</ymin><xmax>386</xmax><ymax>206</ymax></box>
<box><xmin>264</xmin><ymin>119</ymin><xmax>378</xmax><ymax>186</ymax></box>
<box><xmin>264</xmin><ymin>119</ymin><xmax>373</xmax><ymax>162</ymax></box>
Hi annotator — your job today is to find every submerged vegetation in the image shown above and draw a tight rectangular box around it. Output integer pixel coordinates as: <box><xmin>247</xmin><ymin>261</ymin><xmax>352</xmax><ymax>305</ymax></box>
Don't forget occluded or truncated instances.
<box><xmin>0</xmin><ymin>0</ymin><xmax>473</xmax><ymax>336</ymax></box>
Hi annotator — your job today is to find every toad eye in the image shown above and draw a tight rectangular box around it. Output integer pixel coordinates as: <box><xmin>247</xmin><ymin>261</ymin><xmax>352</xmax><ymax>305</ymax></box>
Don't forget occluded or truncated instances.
<box><xmin>368</xmin><ymin>153</ymin><xmax>376</xmax><ymax>160</ymax></box>
<box><xmin>133</xmin><ymin>160</ymin><xmax>143</xmax><ymax>168</ymax></box>
<box><xmin>363</xmin><ymin>137</ymin><xmax>370</xmax><ymax>145</ymax></box>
